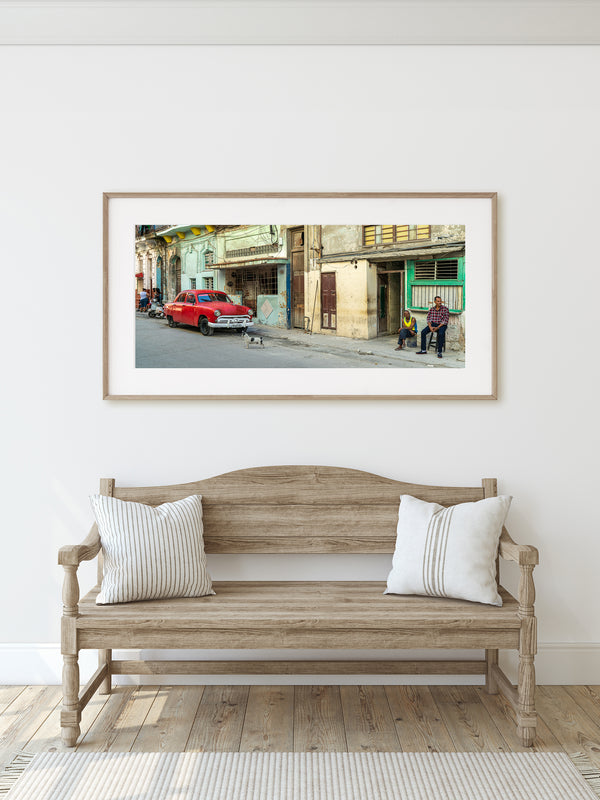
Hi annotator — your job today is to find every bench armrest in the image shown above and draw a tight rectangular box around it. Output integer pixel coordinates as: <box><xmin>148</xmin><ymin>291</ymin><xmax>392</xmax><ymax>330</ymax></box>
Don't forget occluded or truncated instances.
<box><xmin>499</xmin><ymin>527</ymin><xmax>539</xmax><ymax>566</ymax></box>
<box><xmin>59</xmin><ymin>525</ymin><xmax>102</xmax><ymax>617</ymax></box>
<box><xmin>58</xmin><ymin>525</ymin><xmax>101</xmax><ymax>567</ymax></box>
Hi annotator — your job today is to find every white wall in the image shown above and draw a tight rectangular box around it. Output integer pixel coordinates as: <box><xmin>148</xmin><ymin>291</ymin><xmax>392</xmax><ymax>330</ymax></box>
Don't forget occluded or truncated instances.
<box><xmin>1</xmin><ymin>45</ymin><xmax>598</xmax><ymax>684</ymax></box>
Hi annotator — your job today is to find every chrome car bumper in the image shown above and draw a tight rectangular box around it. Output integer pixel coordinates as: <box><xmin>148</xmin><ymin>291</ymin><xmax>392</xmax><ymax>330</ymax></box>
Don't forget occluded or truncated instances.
<box><xmin>208</xmin><ymin>316</ymin><xmax>253</xmax><ymax>329</ymax></box>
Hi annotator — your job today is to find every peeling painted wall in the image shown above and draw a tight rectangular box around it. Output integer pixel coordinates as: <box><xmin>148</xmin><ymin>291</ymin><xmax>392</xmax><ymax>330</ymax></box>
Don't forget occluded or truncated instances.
<box><xmin>431</xmin><ymin>224</ymin><xmax>465</xmax><ymax>243</ymax></box>
<box><xmin>256</xmin><ymin>266</ymin><xmax>289</xmax><ymax>328</ymax></box>
<box><xmin>320</xmin><ymin>225</ymin><xmax>361</xmax><ymax>255</ymax></box>
<box><xmin>307</xmin><ymin>259</ymin><xmax>374</xmax><ymax>339</ymax></box>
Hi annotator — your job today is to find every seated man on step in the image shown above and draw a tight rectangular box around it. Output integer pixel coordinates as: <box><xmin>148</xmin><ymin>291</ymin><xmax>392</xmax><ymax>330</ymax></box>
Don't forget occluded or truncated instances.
<box><xmin>416</xmin><ymin>296</ymin><xmax>449</xmax><ymax>359</ymax></box>
<box><xmin>395</xmin><ymin>309</ymin><xmax>417</xmax><ymax>350</ymax></box>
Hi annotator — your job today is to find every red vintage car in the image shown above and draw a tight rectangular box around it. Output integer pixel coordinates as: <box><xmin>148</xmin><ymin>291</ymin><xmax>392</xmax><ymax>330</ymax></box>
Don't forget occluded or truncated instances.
<box><xmin>163</xmin><ymin>290</ymin><xmax>253</xmax><ymax>336</ymax></box>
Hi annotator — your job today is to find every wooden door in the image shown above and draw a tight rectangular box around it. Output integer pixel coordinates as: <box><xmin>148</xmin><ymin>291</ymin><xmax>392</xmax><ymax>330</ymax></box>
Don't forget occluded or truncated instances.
<box><xmin>290</xmin><ymin>228</ymin><xmax>305</xmax><ymax>328</ymax></box>
<box><xmin>321</xmin><ymin>272</ymin><xmax>337</xmax><ymax>330</ymax></box>
<box><xmin>175</xmin><ymin>257</ymin><xmax>181</xmax><ymax>295</ymax></box>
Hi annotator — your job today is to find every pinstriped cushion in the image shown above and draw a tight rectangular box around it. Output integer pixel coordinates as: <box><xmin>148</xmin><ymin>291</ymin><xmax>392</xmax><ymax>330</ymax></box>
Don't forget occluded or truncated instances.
<box><xmin>91</xmin><ymin>494</ymin><xmax>214</xmax><ymax>605</ymax></box>
<box><xmin>385</xmin><ymin>494</ymin><xmax>512</xmax><ymax>606</ymax></box>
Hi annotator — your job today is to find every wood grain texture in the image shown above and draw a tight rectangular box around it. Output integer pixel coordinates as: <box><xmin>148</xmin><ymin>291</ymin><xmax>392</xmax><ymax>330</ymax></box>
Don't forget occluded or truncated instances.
<box><xmin>131</xmin><ymin>686</ymin><xmax>204</xmax><ymax>752</ymax></box>
<box><xmin>486</xmin><ymin>648</ymin><xmax>499</xmax><ymax>694</ymax></box>
<box><xmin>476</xmin><ymin>688</ymin><xmax>562</xmax><ymax>753</ymax></box>
<box><xmin>430</xmin><ymin>686</ymin><xmax>508</xmax><ymax>752</ymax></box>
<box><xmin>239</xmin><ymin>686</ymin><xmax>294</xmax><ymax>752</ymax></box>
<box><xmin>59</xmin><ymin>525</ymin><xmax>101</xmax><ymax>566</ymax></box>
<box><xmin>116</xmin><ymin>472</ymin><xmax>484</xmax><ymax>504</ymax></box>
<box><xmin>564</xmin><ymin>685</ymin><xmax>600</xmax><ymax>728</ymax></box>
<box><xmin>0</xmin><ymin>684</ymin><xmax>594</xmax><ymax>758</ymax></box>
<box><xmin>80</xmin><ymin>629</ymin><xmax>521</xmax><ymax>651</ymax></box>
<box><xmin>0</xmin><ymin>686</ymin><xmax>62</xmax><ymax>769</ymax></box>
<box><xmin>535</xmin><ymin>686</ymin><xmax>600</xmax><ymax>768</ymax></box>
<box><xmin>28</xmin><ymin>691</ymin><xmax>110</xmax><ymax>755</ymax></box>
<box><xmin>385</xmin><ymin>685</ymin><xmax>456</xmax><ymax>752</ymax></box>
<box><xmin>0</xmin><ymin>686</ymin><xmax>25</xmax><ymax>717</ymax></box>
<box><xmin>100</xmin><ymin>687</ymin><xmax>159</xmax><ymax>752</ymax></box>
<box><xmin>79</xmin><ymin>664</ymin><xmax>109</xmax><ymax>710</ymax></box>
<box><xmin>499</xmin><ymin>527</ymin><xmax>539</xmax><ymax>566</ymax></box>
<box><xmin>186</xmin><ymin>686</ymin><xmax>250</xmax><ymax>752</ymax></box>
<box><xmin>111</xmin><ymin>659</ymin><xmax>487</xmax><ymax>676</ymax></box>
<box><xmin>77</xmin><ymin>583</ymin><xmax>521</xmax><ymax>628</ymax></box>
<box><xmin>293</xmin><ymin>686</ymin><xmax>347</xmax><ymax>752</ymax></box>
<box><xmin>77</xmin><ymin>581</ymin><xmax>521</xmax><ymax>652</ymax></box>
<box><xmin>490</xmin><ymin>663</ymin><xmax>519</xmax><ymax>711</ymax></box>
<box><xmin>76</xmin><ymin>688</ymin><xmax>137</xmax><ymax>752</ymax></box>
<box><xmin>517</xmin><ymin>567</ymin><xmax>537</xmax><ymax>746</ymax></box>
<box><xmin>340</xmin><ymin>685</ymin><xmax>400</xmax><ymax>752</ymax></box>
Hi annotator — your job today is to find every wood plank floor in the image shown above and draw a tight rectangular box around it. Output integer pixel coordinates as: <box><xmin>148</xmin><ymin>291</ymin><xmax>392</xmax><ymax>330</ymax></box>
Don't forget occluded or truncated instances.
<box><xmin>0</xmin><ymin>685</ymin><xmax>599</xmax><ymax>769</ymax></box>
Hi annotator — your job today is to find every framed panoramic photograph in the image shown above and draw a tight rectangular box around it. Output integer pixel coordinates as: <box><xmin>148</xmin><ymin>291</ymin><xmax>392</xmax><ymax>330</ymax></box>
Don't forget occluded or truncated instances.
<box><xmin>103</xmin><ymin>192</ymin><xmax>497</xmax><ymax>399</ymax></box>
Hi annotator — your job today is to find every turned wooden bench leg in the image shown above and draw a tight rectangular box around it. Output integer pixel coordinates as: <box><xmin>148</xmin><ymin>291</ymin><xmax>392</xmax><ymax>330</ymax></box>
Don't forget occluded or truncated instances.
<box><xmin>99</xmin><ymin>649</ymin><xmax>112</xmax><ymax>694</ymax></box>
<box><xmin>517</xmin><ymin>565</ymin><xmax>537</xmax><ymax>747</ymax></box>
<box><xmin>61</xmin><ymin>564</ymin><xmax>81</xmax><ymax>747</ymax></box>
<box><xmin>61</xmin><ymin>653</ymin><xmax>81</xmax><ymax>747</ymax></box>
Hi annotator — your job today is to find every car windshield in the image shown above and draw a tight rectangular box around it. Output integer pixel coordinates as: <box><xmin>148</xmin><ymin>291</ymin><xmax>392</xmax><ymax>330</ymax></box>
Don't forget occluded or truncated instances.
<box><xmin>197</xmin><ymin>293</ymin><xmax>232</xmax><ymax>303</ymax></box>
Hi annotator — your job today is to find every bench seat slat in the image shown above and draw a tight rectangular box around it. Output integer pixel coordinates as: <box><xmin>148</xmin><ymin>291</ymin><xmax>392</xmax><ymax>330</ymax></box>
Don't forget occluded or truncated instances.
<box><xmin>77</xmin><ymin>582</ymin><xmax>520</xmax><ymax>634</ymax></box>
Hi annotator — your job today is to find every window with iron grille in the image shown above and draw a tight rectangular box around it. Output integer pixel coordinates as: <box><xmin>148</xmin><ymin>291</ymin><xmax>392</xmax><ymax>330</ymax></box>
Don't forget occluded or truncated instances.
<box><xmin>414</xmin><ymin>259</ymin><xmax>459</xmax><ymax>280</ymax></box>
<box><xmin>257</xmin><ymin>268</ymin><xmax>278</xmax><ymax>295</ymax></box>
<box><xmin>189</xmin><ymin>278</ymin><xmax>196</xmax><ymax>289</ymax></box>
<box><xmin>204</xmin><ymin>250</ymin><xmax>214</xmax><ymax>266</ymax></box>
<box><xmin>363</xmin><ymin>225</ymin><xmax>431</xmax><ymax>246</ymax></box>
<box><xmin>203</xmin><ymin>276</ymin><xmax>214</xmax><ymax>289</ymax></box>
<box><xmin>237</xmin><ymin>269</ymin><xmax>255</xmax><ymax>284</ymax></box>
<box><xmin>235</xmin><ymin>268</ymin><xmax>278</xmax><ymax>295</ymax></box>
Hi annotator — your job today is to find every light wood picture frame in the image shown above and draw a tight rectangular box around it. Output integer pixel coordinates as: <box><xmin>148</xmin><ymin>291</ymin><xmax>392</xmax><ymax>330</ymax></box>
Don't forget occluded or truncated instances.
<box><xmin>103</xmin><ymin>192</ymin><xmax>497</xmax><ymax>399</ymax></box>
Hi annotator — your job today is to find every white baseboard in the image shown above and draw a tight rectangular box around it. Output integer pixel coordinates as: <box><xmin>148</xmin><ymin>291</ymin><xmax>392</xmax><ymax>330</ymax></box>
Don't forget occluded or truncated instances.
<box><xmin>1</xmin><ymin>644</ymin><xmax>599</xmax><ymax>685</ymax></box>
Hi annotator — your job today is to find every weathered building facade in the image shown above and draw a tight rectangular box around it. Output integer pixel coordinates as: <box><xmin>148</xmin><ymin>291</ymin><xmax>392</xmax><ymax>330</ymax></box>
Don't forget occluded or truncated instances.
<box><xmin>158</xmin><ymin>225</ymin><xmax>221</xmax><ymax>301</ymax></box>
<box><xmin>134</xmin><ymin>225</ymin><xmax>171</xmax><ymax>300</ymax></box>
<box><xmin>135</xmin><ymin>225</ymin><xmax>292</xmax><ymax>328</ymax></box>
<box><xmin>213</xmin><ymin>225</ymin><xmax>290</xmax><ymax>328</ymax></box>
<box><xmin>306</xmin><ymin>224</ymin><xmax>466</xmax><ymax>347</ymax></box>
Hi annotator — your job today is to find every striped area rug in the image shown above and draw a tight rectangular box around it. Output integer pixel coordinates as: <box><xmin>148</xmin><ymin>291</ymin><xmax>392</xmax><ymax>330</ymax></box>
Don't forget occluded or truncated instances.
<box><xmin>1</xmin><ymin>751</ymin><xmax>599</xmax><ymax>800</ymax></box>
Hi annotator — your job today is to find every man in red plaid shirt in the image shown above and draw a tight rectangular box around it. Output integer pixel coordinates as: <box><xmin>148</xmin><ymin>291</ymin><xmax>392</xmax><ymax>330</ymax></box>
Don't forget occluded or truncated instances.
<box><xmin>416</xmin><ymin>296</ymin><xmax>449</xmax><ymax>358</ymax></box>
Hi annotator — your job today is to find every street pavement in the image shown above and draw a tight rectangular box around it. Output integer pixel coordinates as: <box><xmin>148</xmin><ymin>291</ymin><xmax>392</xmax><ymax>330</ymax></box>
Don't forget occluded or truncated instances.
<box><xmin>135</xmin><ymin>313</ymin><xmax>465</xmax><ymax>369</ymax></box>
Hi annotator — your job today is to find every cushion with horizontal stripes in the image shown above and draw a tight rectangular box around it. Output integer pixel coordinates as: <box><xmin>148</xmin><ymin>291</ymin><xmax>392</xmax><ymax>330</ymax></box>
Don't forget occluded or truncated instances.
<box><xmin>385</xmin><ymin>494</ymin><xmax>512</xmax><ymax>606</ymax></box>
<box><xmin>91</xmin><ymin>494</ymin><xmax>214</xmax><ymax>605</ymax></box>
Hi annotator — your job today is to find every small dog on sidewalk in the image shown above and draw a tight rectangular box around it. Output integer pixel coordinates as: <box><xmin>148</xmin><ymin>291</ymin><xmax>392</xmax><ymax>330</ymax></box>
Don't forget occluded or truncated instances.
<box><xmin>241</xmin><ymin>331</ymin><xmax>264</xmax><ymax>348</ymax></box>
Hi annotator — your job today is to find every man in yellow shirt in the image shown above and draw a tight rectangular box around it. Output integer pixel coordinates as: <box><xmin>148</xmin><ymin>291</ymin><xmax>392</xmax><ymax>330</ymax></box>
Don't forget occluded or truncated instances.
<box><xmin>395</xmin><ymin>309</ymin><xmax>417</xmax><ymax>350</ymax></box>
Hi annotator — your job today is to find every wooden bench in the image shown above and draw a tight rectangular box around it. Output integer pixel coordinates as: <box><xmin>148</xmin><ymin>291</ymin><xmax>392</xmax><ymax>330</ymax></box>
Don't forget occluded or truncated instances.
<box><xmin>58</xmin><ymin>466</ymin><xmax>539</xmax><ymax>748</ymax></box>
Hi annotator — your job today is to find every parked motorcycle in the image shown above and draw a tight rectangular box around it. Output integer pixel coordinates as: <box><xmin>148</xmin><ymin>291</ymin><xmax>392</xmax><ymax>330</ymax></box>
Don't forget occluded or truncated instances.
<box><xmin>148</xmin><ymin>300</ymin><xmax>165</xmax><ymax>319</ymax></box>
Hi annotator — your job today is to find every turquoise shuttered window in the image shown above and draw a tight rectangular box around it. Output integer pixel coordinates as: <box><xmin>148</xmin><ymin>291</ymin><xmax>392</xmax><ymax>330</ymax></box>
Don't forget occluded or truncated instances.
<box><xmin>406</xmin><ymin>257</ymin><xmax>465</xmax><ymax>312</ymax></box>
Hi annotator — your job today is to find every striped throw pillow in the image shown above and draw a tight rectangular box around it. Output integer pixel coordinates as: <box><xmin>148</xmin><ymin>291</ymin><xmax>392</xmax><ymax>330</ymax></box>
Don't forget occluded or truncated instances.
<box><xmin>91</xmin><ymin>494</ymin><xmax>214</xmax><ymax>605</ymax></box>
<box><xmin>385</xmin><ymin>494</ymin><xmax>512</xmax><ymax>606</ymax></box>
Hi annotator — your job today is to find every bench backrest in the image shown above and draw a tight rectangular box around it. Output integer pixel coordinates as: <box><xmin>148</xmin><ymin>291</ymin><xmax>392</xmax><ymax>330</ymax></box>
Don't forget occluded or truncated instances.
<box><xmin>105</xmin><ymin>466</ymin><xmax>496</xmax><ymax>554</ymax></box>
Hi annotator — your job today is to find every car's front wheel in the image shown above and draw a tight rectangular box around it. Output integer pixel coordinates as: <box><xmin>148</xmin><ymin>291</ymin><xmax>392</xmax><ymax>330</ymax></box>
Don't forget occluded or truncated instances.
<box><xmin>167</xmin><ymin>316</ymin><xmax>177</xmax><ymax>327</ymax></box>
<box><xmin>198</xmin><ymin>317</ymin><xmax>214</xmax><ymax>336</ymax></box>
